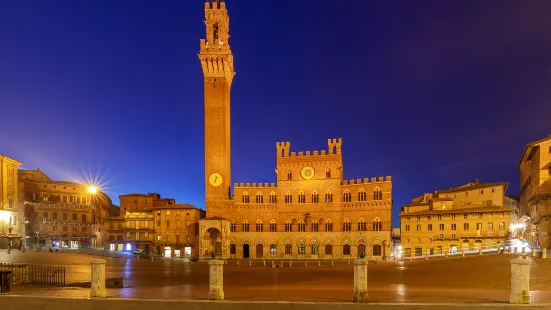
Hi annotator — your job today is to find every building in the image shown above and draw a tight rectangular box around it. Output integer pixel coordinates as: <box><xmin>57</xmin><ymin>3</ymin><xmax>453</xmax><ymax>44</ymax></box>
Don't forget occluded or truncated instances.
<box><xmin>504</xmin><ymin>195</ymin><xmax>521</xmax><ymax>238</ymax></box>
<box><xmin>518</xmin><ymin>133</ymin><xmax>551</xmax><ymax>248</ymax></box>
<box><xmin>19</xmin><ymin>168</ymin><xmax>113</xmax><ymax>249</ymax></box>
<box><xmin>103</xmin><ymin>193</ymin><xmax>204</xmax><ymax>257</ymax></box>
<box><xmin>197</xmin><ymin>1</ymin><xmax>393</xmax><ymax>260</ymax></box>
<box><xmin>0</xmin><ymin>154</ymin><xmax>23</xmax><ymax>249</ymax></box>
<box><xmin>399</xmin><ymin>180</ymin><xmax>512</xmax><ymax>257</ymax></box>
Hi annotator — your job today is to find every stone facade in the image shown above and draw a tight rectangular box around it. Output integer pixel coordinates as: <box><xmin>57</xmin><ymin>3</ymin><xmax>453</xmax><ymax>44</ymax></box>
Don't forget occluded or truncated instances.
<box><xmin>18</xmin><ymin>168</ymin><xmax>113</xmax><ymax>249</ymax></box>
<box><xmin>0</xmin><ymin>154</ymin><xmax>23</xmax><ymax>249</ymax></box>
<box><xmin>399</xmin><ymin>181</ymin><xmax>511</xmax><ymax>256</ymax></box>
<box><xmin>198</xmin><ymin>1</ymin><xmax>392</xmax><ymax>260</ymax></box>
<box><xmin>518</xmin><ymin>134</ymin><xmax>551</xmax><ymax>248</ymax></box>
<box><xmin>104</xmin><ymin>193</ymin><xmax>204</xmax><ymax>257</ymax></box>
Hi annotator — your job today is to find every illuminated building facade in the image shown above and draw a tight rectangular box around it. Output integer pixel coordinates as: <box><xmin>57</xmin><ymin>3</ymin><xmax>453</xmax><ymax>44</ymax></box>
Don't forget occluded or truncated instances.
<box><xmin>399</xmin><ymin>180</ymin><xmax>512</xmax><ymax>256</ymax></box>
<box><xmin>0</xmin><ymin>154</ymin><xmax>23</xmax><ymax>249</ymax></box>
<box><xmin>19</xmin><ymin>169</ymin><xmax>113</xmax><ymax>249</ymax></box>
<box><xmin>198</xmin><ymin>1</ymin><xmax>392</xmax><ymax>260</ymax></box>
<box><xmin>518</xmin><ymin>134</ymin><xmax>551</xmax><ymax>248</ymax></box>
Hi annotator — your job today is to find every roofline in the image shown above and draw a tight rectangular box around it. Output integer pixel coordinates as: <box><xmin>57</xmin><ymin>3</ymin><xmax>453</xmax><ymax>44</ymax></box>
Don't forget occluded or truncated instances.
<box><xmin>435</xmin><ymin>182</ymin><xmax>508</xmax><ymax>194</ymax></box>
<box><xmin>517</xmin><ymin>134</ymin><xmax>551</xmax><ymax>171</ymax></box>
<box><xmin>0</xmin><ymin>155</ymin><xmax>23</xmax><ymax>166</ymax></box>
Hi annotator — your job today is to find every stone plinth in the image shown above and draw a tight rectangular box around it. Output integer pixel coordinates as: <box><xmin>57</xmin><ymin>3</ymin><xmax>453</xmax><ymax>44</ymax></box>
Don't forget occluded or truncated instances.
<box><xmin>90</xmin><ymin>259</ymin><xmax>106</xmax><ymax>298</ymax></box>
<box><xmin>509</xmin><ymin>256</ymin><xmax>531</xmax><ymax>304</ymax></box>
<box><xmin>543</xmin><ymin>248</ymin><xmax>547</xmax><ymax>259</ymax></box>
<box><xmin>208</xmin><ymin>260</ymin><xmax>225</xmax><ymax>300</ymax></box>
<box><xmin>353</xmin><ymin>260</ymin><xmax>368</xmax><ymax>303</ymax></box>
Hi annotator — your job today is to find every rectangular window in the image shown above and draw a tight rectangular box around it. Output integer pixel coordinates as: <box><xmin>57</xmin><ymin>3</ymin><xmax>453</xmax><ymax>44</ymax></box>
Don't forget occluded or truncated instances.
<box><xmin>145</xmin><ymin>232</ymin><xmax>149</xmax><ymax>238</ymax></box>
<box><xmin>285</xmin><ymin>244</ymin><xmax>292</xmax><ymax>255</ymax></box>
<box><xmin>452</xmin><ymin>233</ymin><xmax>456</xmax><ymax>239</ymax></box>
<box><xmin>405</xmin><ymin>225</ymin><xmax>410</xmax><ymax>232</ymax></box>
<box><xmin>476</xmin><ymin>223</ymin><xmax>482</xmax><ymax>230</ymax></box>
<box><xmin>416</xmin><ymin>224</ymin><xmax>421</xmax><ymax>231</ymax></box>
<box><xmin>82</xmin><ymin>214</ymin><xmax>86</xmax><ymax>224</ymax></box>
<box><xmin>52</xmin><ymin>225</ymin><xmax>56</xmax><ymax>232</ymax></box>
<box><xmin>311</xmin><ymin>244</ymin><xmax>318</xmax><ymax>255</ymax></box>
<box><xmin>488</xmin><ymin>222</ymin><xmax>493</xmax><ymax>230</ymax></box>
<box><xmin>82</xmin><ymin>226</ymin><xmax>86</xmax><ymax>232</ymax></box>
<box><xmin>439</xmin><ymin>224</ymin><xmax>444</xmax><ymax>231</ymax></box>
<box><xmin>499</xmin><ymin>222</ymin><xmax>505</xmax><ymax>230</ymax></box>
<box><xmin>451</xmin><ymin>224</ymin><xmax>456</xmax><ymax>231</ymax></box>
<box><xmin>8</xmin><ymin>199</ymin><xmax>13</xmax><ymax>209</ymax></box>
<box><xmin>480</xmin><ymin>190</ymin><xmax>484</xmax><ymax>194</ymax></box>
<box><xmin>157</xmin><ymin>235</ymin><xmax>161</xmax><ymax>241</ymax></box>
<box><xmin>427</xmin><ymin>224</ymin><xmax>432</xmax><ymax>231</ymax></box>
<box><xmin>464</xmin><ymin>214</ymin><xmax>468</xmax><ymax>219</ymax></box>
<box><xmin>43</xmin><ymin>212</ymin><xmax>48</xmax><ymax>220</ymax></box>
<box><xmin>298</xmin><ymin>244</ymin><xmax>305</xmax><ymax>254</ymax></box>
<box><xmin>464</xmin><ymin>223</ymin><xmax>469</xmax><ymax>230</ymax></box>
<box><xmin>270</xmin><ymin>244</ymin><xmax>277</xmax><ymax>255</ymax></box>
<box><xmin>437</xmin><ymin>215</ymin><xmax>442</xmax><ymax>220</ymax></box>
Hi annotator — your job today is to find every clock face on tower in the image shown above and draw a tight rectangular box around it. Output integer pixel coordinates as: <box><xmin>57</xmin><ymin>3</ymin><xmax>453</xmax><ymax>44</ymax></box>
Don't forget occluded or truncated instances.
<box><xmin>301</xmin><ymin>166</ymin><xmax>315</xmax><ymax>180</ymax></box>
<box><xmin>209</xmin><ymin>173</ymin><xmax>223</xmax><ymax>187</ymax></box>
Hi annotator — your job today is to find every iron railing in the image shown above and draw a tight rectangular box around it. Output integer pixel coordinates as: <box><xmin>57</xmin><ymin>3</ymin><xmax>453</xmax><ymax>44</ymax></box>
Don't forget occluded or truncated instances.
<box><xmin>0</xmin><ymin>263</ymin><xmax>65</xmax><ymax>286</ymax></box>
<box><xmin>0</xmin><ymin>263</ymin><xmax>29</xmax><ymax>285</ymax></box>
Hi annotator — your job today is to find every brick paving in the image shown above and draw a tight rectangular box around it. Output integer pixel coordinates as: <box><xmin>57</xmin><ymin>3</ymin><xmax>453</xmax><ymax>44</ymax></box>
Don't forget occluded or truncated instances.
<box><xmin>2</xmin><ymin>250</ymin><xmax>551</xmax><ymax>303</ymax></box>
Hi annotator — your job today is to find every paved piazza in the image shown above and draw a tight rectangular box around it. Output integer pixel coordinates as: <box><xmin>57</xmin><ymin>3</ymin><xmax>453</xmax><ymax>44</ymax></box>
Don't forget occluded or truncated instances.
<box><xmin>1</xmin><ymin>250</ymin><xmax>551</xmax><ymax>303</ymax></box>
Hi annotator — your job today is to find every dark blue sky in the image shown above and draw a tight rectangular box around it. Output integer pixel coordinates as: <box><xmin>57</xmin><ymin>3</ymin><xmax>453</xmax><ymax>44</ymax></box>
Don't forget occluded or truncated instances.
<box><xmin>1</xmin><ymin>1</ymin><xmax>551</xmax><ymax>226</ymax></box>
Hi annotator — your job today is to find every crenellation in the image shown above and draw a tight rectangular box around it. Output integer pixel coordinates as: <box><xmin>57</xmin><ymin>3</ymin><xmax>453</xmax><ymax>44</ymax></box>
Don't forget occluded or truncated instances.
<box><xmin>364</xmin><ymin>178</ymin><xmax>369</xmax><ymax>183</ymax></box>
<box><xmin>291</xmin><ymin>152</ymin><xmax>296</xmax><ymax>156</ymax></box>
<box><xmin>378</xmin><ymin>176</ymin><xmax>383</xmax><ymax>182</ymax></box>
<box><xmin>246</xmin><ymin>183</ymin><xmax>250</xmax><ymax>187</ymax></box>
<box><xmin>350</xmin><ymin>179</ymin><xmax>355</xmax><ymax>185</ymax></box>
<box><xmin>298</xmin><ymin>152</ymin><xmax>303</xmax><ymax>156</ymax></box>
<box><xmin>305</xmin><ymin>151</ymin><xmax>311</xmax><ymax>156</ymax></box>
<box><xmin>371</xmin><ymin>177</ymin><xmax>376</xmax><ymax>183</ymax></box>
<box><xmin>321</xmin><ymin>150</ymin><xmax>326</xmax><ymax>155</ymax></box>
<box><xmin>252</xmin><ymin>182</ymin><xmax>257</xmax><ymax>187</ymax></box>
<box><xmin>313</xmin><ymin>151</ymin><xmax>318</xmax><ymax>155</ymax></box>
<box><xmin>356</xmin><ymin>178</ymin><xmax>361</xmax><ymax>184</ymax></box>
<box><xmin>385</xmin><ymin>176</ymin><xmax>392</xmax><ymax>182</ymax></box>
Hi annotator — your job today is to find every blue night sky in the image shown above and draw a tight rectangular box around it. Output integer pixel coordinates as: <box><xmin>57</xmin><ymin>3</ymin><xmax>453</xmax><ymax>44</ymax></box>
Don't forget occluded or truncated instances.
<box><xmin>1</xmin><ymin>1</ymin><xmax>551</xmax><ymax>227</ymax></box>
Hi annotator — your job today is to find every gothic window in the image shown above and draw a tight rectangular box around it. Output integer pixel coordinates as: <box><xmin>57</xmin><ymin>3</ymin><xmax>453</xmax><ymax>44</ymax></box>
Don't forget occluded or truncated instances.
<box><xmin>213</xmin><ymin>23</ymin><xmax>219</xmax><ymax>41</ymax></box>
<box><xmin>311</xmin><ymin>244</ymin><xmax>318</xmax><ymax>255</ymax></box>
<box><xmin>298</xmin><ymin>220</ymin><xmax>306</xmax><ymax>232</ymax></box>
<box><xmin>373</xmin><ymin>244</ymin><xmax>382</xmax><ymax>256</ymax></box>
<box><xmin>325</xmin><ymin>244</ymin><xmax>333</xmax><ymax>255</ymax></box>
<box><xmin>358</xmin><ymin>190</ymin><xmax>367</xmax><ymax>201</ymax></box>
<box><xmin>256</xmin><ymin>220</ymin><xmax>263</xmax><ymax>232</ymax></box>
<box><xmin>287</xmin><ymin>171</ymin><xmax>292</xmax><ymax>180</ymax></box>
<box><xmin>343</xmin><ymin>219</ymin><xmax>351</xmax><ymax>232</ymax></box>
<box><xmin>325</xmin><ymin>219</ymin><xmax>333</xmax><ymax>232</ymax></box>
<box><xmin>230</xmin><ymin>244</ymin><xmax>236</xmax><ymax>255</ymax></box>
<box><xmin>230</xmin><ymin>222</ymin><xmax>236</xmax><ymax>232</ymax></box>
<box><xmin>256</xmin><ymin>192</ymin><xmax>263</xmax><ymax>204</ymax></box>
<box><xmin>325</xmin><ymin>191</ymin><xmax>333</xmax><ymax>203</ymax></box>
<box><xmin>298</xmin><ymin>244</ymin><xmax>305</xmax><ymax>254</ymax></box>
<box><xmin>325</xmin><ymin>169</ymin><xmax>331</xmax><ymax>178</ymax></box>
<box><xmin>269</xmin><ymin>220</ymin><xmax>277</xmax><ymax>232</ymax></box>
<box><xmin>358</xmin><ymin>218</ymin><xmax>366</xmax><ymax>231</ymax></box>
<box><xmin>269</xmin><ymin>192</ymin><xmax>277</xmax><ymax>204</ymax></box>
<box><xmin>373</xmin><ymin>189</ymin><xmax>382</xmax><ymax>200</ymax></box>
<box><xmin>311</xmin><ymin>192</ymin><xmax>319</xmax><ymax>203</ymax></box>
<box><xmin>242</xmin><ymin>220</ymin><xmax>249</xmax><ymax>232</ymax></box>
<box><xmin>285</xmin><ymin>220</ymin><xmax>292</xmax><ymax>232</ymax></box>
<box><xmin>311</xmin><ymin>220</ymin><xmax>319</xmax><ymax>232</ymax></box>
<box><xmin>373</xmin><ymin>218</ymin><xmax>382</xmax><ymax>231</ymax></box>
<box><xmin>242</xmin><ymin>192</ymin><xmax>250</xmax><ymax>203</ymax></box>
<box><xmin>343</xmin><ymin>244</ymin><xmax>351</xmax><ymax>255</ymax></box>
<box><xmin>285</xmin><ymin>192</ymin><xmax>292</xmax><ymax>204</ymax></box>
<box><xmin>343</xmin><ymin>191</ymin><xmax>351</xmax><ymax>202</ymax></box>
<box><xmin>298</xmin><ymin>191</ymin><xmax>306</xmax><ymax>203</ymax></box>
<box><xmin>285</xmin><ymin>243</ymin><xmax>292</xmax><ymax>254</ymax></box>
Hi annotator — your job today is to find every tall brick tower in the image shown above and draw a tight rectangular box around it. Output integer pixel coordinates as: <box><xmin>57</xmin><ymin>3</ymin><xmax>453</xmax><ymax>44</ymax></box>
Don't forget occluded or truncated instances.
<box><xmin>199</xmin><ymin>0</ymin><xmax>235</xmax><ymax>207</ymax></box>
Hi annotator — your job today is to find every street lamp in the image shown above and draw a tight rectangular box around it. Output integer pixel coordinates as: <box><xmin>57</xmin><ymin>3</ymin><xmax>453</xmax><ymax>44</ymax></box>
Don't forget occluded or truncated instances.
<box><xmin>87</xmin><ymin>186</ymin><xmax>98</xmax><ymax>194</ymax></box>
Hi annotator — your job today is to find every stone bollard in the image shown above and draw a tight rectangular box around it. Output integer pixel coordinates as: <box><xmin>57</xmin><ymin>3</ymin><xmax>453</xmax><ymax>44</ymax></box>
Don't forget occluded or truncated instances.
<box><xmin>532</xmin><ymin>249</ymin><xmax>536</xmax><ymax>258</ymax></box>
<box><xmin>248</xmin><ymin>259</ymin><xmax>252</xmax><ymax>266</ymax></box>
<box><xmin>409</xmin><ymin>256</ymin><xmax>413</xmax><ymax>262</ymax></box>
<box><xmin>263</xmin><ymin>259</ymin><xmax>266</xmax><ymax>267</ymax></box>
<box><xmin>348</xmin><ymin>259</ymin><xmax>351</xmax><ymax>265</ymax></box>
<box><xmin>90</xmin><ymin>259</ymin><xmax>107</xmax><ymax>298</ymax></box>
<box><xmin>509</xmin><ymin>256</ymin><xmax>531</xmax><ymax>304</ymax></box>
<box><xmin>125</xmin><ymin>254</ymin><xmax>128</xmax><ymax>260</ymax></box>
<box><xmin>462</xmin><ymin>251</ymin><xmax>465</xmax><ymax>257</ymax></box>
<box><xmin>289</xmin><ymin>260</ymin><xmax>292</xmax><ymax>267</ymax></box>
<box><xmin>237</xmin><ymin>260</ymin><xmax>240</xmax><ymax>265</ymax></box>
<box><xmin>353</xmin><ymin>260</ymin><xmax>368</xmax><ymax>303</ymax></box>
<box><xmin>208</xmin><ymin>260</ymin><xmax>225</xmax><ymax>300</ymax></box>
<box><xmin>521</xmin><ymin>247</ymin><xmax>526</xmax><ymax>255</ymax></box>
<box><xmin>542</xmin><ymin>248</ymin><xmax>547</xmax><ymax>259</ymax></box>
<box><xmin>137</xmin><ymin>255</ymin><xmax>140</xmax><ymax>260</ymax></box>
<box><xmin>425</xmin><ymin>254</ymin><xmax>429</xmax><ymax>260</ymax></box>
<box><xmin>318</xmin><ymin>261</ymin><xmax>321</xmax><ymax>267</ymax></box>
<box><xmin>479</xmin><ymin>249</ymin><xmax>482</xmax><ymax>255</ymax></box>
<box><xmin>305</xmin><ymin>261</ymin><xmax>308</xmax><ymax>267</ymax></box>
<box><xmin>272</xmin><ymin>260</ymin><xmax>275</xmax><ymax>268</ymax></box>
<box><xmin>151</xmin><ymin>256</ymin><xmax>154</xmax><ymax>261</ymax></box>
<box><xmin>331</xmin><ymin>260</ymin><xmax>334</xmax><ymax>266</ymax></box>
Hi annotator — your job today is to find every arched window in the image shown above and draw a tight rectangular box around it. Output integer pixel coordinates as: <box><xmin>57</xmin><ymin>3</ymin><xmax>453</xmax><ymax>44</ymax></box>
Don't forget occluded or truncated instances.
<box><xmin>325</xmin><ymin>169</ymin><xmax>331</xmax><ymax>178</ymax></box>
<box><xmin>373</xmin><ymin>218</ymin><xmax>382</xmax><ymax>231</ymax></box>
<box><xmin>298</xmin><ymin>220</ymin><xmax>306</xmax><ymax>232</ymax></box>
<box><xmin>373</xmin><ymin>188</ymin><xmax>382</xmax><ymax>200</ymax></box>
<box><xmin>358</xmin><ymin>218</ymin><xmax>366</xmax><ymax>231</ymax></box>
<box><xmin>285</xmin><ymin>220</ymin><xmax>292</xmax><ymax>232</ymax></box>
<box><xmin>343</xmin><ymin>219</ymin><xmax>351</xmax><ymax>232</ymax></box>
<box><xmin>343</xmin><ymin>244</ymin><xmax>351</xmax><ymax>255</ymax></box>
<box><xmin>311</xmin><ymin>191</ymin><xmax>319</xmax><ymax>203</ymax></box>
<box><xmin>256</xmin><ymin>220</ymin><xmax>263</xmax><ymax>232</ymax></box>
<box><xmin>325</xmin><ymin>244</ymin><xmax>333</xmax><ymax>255</ymax></box>
<box><xmin>373</xmin><ymin>244</ymin><xmax>382</xmax><ymax>256</ymax></box>
<box><xmin>270</xmin><ymin>220</ymin><xmax>277</xmax><ymax>232</ymax></box>
<box><xmin>343</xmin><ymin>191</ymin><xmax>351</xmax><ymax>202</ymax></box>
<box><xmin>325</xmin><ymin>219</ymin><xmax>333</xmax><ymax>232</ymax></box>
<box><xmin>230</xmin><ymin>222</ymin><xmax>236</xmax><ymax>232</ymax></box>
<box><xmin>108</xmin><ymin>235</ymin><xmax>114</xmax><ymax>241</ymax></box>
<box><xmin>358</xmin><ymin>190</ymin><xmax>367</xmax><ymax>201</ymax></box>
<box><xmin>285</xmin><ymin>192</ymin><xmax>292</xmax><ymax>204</ymax></box>
<box><xmin>325</xmin><ymin>191</ymin><xmax>333</xmax><ymax>203</ymax></box>
<box><xmin>242</xmin><ymin>220</ymin><xmax>250</xmax><ymax>232</ymax></box>
<box><xmin>311</xmin><ymin>220</ymin><xmax>319</xmax><ymax>232</ymax></box>
<box><xmin>269</xmin><ymin>192</ymin><xmax>277</xmax><ymax>204</ymax></box>
<box><xmin>230</xmin><ymin>244</ymin><xmax>236</xmax><ymax>255</ymax></box>
<box><xmin>287</xmin><ymin>171</ymin><xmax>292</xmax><ymax>180</ymax></box>
<box><xmin>242</xmin><ymin>192</ymin><xmax>250</xmax><ymax>203</ymax></box>
<box><xmin>298</xmin><ymin>191</ymin><xmax>306</xmax><ymax>203</ymax></box>
<box><xmin>256</xmin><ymin>192</ymin><xmax>263</xmax><ymax>204</ymax></box>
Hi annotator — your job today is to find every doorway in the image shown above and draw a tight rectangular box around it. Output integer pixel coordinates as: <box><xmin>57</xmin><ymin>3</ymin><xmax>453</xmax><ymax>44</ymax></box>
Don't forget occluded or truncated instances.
<box><xmin>357</xmin><ymin>244</ymin><xmax>365</xmax><ymax>257</ymax></box>
<box><xmin>206</xmin><ymin>228</ymin><xmax>222</xmax><ymax>258</ymax></box>
<box><xmin>164</xmin><ymin>247</ymin><xmax>172</xmax><ymax>258</ymax></box>
<box><xmin>243</xmin><ymin>244</ymin><xmax>250</xmax><ymax>258</ymax></box>
<box><xmin>256</xmin><ymin>244</ymin><xmax>263</xmax><ymax>258</ymax></box>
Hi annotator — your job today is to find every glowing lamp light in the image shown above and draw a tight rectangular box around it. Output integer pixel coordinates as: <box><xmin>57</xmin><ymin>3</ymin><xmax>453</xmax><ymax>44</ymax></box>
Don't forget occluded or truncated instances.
<box><xmin>0</xmin><ymin>211</ymin><xmax>10</xmax><ymax>222</ymax></box>
<box><xmin>87</xmin><ymin>186</ymin><xmax>98</xmax><ymax>194</ymax></box>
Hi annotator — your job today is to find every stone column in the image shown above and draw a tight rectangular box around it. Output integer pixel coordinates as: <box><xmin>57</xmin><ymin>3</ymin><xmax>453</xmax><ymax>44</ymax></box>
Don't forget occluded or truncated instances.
<box><xmin>509</xmin><ymin>256</ymin><xmax>531</xmax><ymax>304</ymax></box>
<box><xmin>542</xmin><ymin>248</ymin><xmax>547</xmax><ymax>259</ymax></box>
<box><xmin>90</xmin><ymin>259</ymin><xmax>107</xmax><ymax>298</ymax></box>
<box><xmin>208</xmin><ymin>260</ymin><xmax>224</xmax><ymax>300</ymax></box>
<box><xmin>353</xmin><ymin>260</ymin><xmax>368</xmax><ymax>303</ymax></box>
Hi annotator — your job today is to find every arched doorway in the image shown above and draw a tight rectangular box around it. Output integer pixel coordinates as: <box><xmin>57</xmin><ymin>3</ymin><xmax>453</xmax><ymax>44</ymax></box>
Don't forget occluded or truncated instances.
<box><xmin>206</xmin><ymin>228</ymin><xmax>222</xmax><ymax>258</ymax></box>
<box><xmin>372</xmin><ymin>244</ymin><xmax>382</xmax><ymax>256</ymax></box>
<box><xmin>357</xmin><ymin>244</ymin><xmax>365</xmax><ymax>257</ymax></box>
<box><xmin>462</xmin><ymin>240</ymin><xmax>470</xmax><ymax>252</ymax></box>
<box><xmin>243</xmin><ymin>244</ymin><xmax>250</xmax><ymax>258</ymax></box>
<box><xmin>473</xmin><ymin>240</ymin><xmax>482</xmax><ymax>250</ymax></box>
<box><xmin>256</xmin><ymin>244</ymin><xmax>263</xmax><ymax>258</ymax></box>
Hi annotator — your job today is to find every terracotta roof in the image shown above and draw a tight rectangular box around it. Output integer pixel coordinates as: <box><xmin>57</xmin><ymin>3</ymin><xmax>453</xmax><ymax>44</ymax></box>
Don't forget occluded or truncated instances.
<box><xmin>435</xmin><ymin>182</ymin><xmax>508</xmax><ymax>194</ymax></box>
<box><xmin>399</xmin><ymin>206</ymin><xmax>509</xmax><ymax>216</ymax></box>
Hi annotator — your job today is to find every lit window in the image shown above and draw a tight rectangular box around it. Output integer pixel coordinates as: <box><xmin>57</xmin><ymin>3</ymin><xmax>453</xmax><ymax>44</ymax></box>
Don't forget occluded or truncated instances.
<box><xmin>298</xmin><ymin>192</ymin><xmax>305</xmax><ymax>203</ymax></box>
<box><xmin>125</xmin><ymin>243</ymin><xmax>131</xmax><ymax>251</ymax></box>
<box><xmin>298</xmin><ymin>244</ymin><xmax>305</xmax><ymax>254</ymax></box>
<box><xmin>325</xmin><ymin>191</ymin><xmax>333</xmax><ymax>203</ymax></box>
<box><xmin>311</xmin><ymin>244</ymin><xmax>318</xmax><ymax>255</ymax></box>
<box><xmin>270</xmin><ymin>244</ymin><xmax>277</xmax><ymax>254</ymax></box>
<box><xmin>343</xmin><ymin>191</ymin><xmax>351</xmax><ymax>202</ymax></box>
<box><xmin>373</xmin><ymin>218</ymin><xmax>382</xmax><ymax>231</ymax></box>
<box><xmin>256</xmin><ymin>192</ymin><xmax>263</xmax><ymax>204</ymax></box>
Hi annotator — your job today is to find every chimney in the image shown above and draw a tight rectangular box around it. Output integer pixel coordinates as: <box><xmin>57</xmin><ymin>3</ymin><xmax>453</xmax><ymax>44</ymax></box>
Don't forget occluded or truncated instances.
<box><xmin>475</xmin><ymin>179</ymin><xmax>480</xmax><ymax>184</ymax></box>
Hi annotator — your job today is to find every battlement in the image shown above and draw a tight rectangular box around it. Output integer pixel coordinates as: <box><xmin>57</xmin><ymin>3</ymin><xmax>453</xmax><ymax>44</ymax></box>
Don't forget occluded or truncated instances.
<box><xmin>276</xmin><ymin>138</ymin><xmax>342</xmax><ymax>157</ymax></box>
<box><xmin>341</xmin><ymin>176</ymin><xmax>392</xmax><ymax>185</ymax></box>
<box><xmin>234</xmin><ymin>182</ymin><xmax>276</xmax><ymax>188</ymax></box>
<box><xmin>205</xmin><ymin>1</ymin><xmax>226</xmax><ymax>10</ymax></box>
